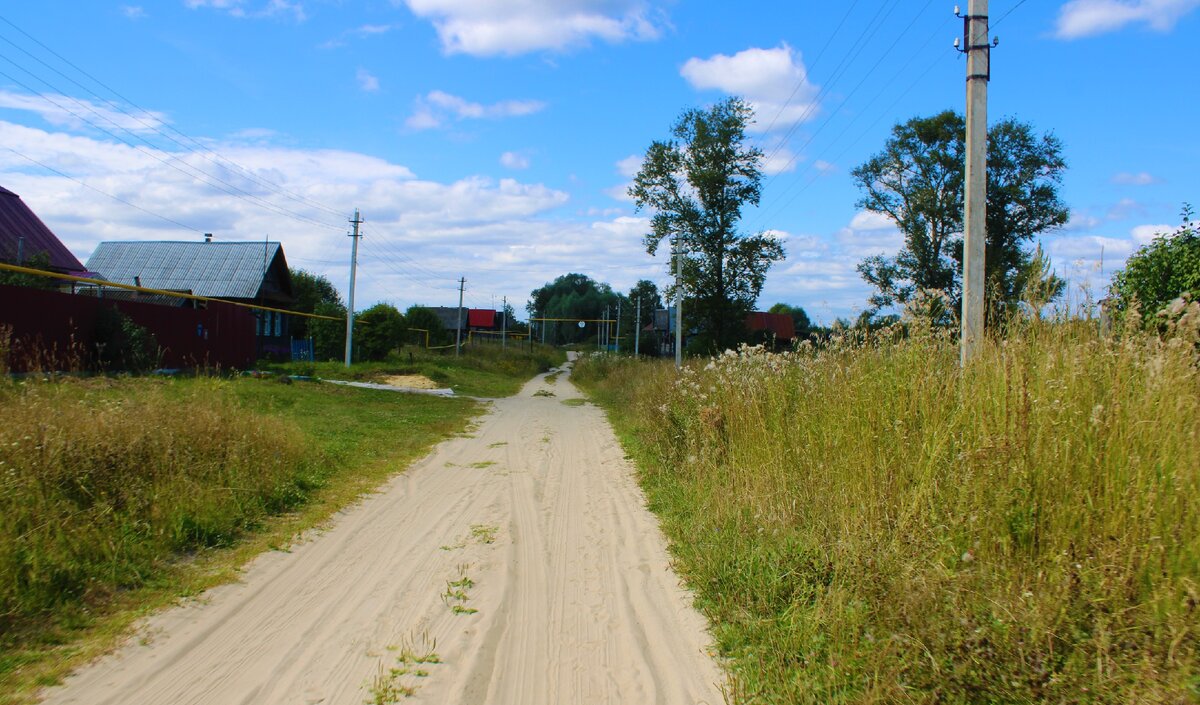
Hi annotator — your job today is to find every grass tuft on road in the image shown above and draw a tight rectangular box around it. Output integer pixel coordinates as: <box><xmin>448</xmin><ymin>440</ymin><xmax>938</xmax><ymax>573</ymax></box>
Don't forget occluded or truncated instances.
<box><xmin>575</xmin><ymin>320</ymin><xmax>1200</xmax><ymax>704</ymax></box>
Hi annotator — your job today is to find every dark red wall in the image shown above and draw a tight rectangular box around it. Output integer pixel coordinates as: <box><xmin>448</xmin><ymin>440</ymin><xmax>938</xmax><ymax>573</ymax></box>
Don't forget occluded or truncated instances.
<box><xmin>0</xmin><ymin>284</ymin><xmax>256</xmax><ymax>371</ymax></box>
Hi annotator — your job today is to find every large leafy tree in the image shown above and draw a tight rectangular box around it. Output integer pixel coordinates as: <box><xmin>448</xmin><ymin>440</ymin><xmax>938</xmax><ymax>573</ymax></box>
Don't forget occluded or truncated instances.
<box><xmin>404</xmin><ymin>305</ymin><xmax>448</xmax><ymax>346</ymax></box>
<box><xmin>289</xmin><ymin>269</ymin><xmax>343</xmax><ymax>339</ymax></box>
<box><xmin>528</xmin><ymin>273</ymin><xmax>618</xmax><ymax>345</ymax></box>
<box><xmin>630</xmin><ymin>97</ymin><xmax>784</xmax><ymax>353</ymax></box>
<box><xmin>852</xmin><ymin>111</ymin><xmax>1068</xmax><ymax>316</ymax></box>
<box><xmin>355</xmin><ymin>303</ymin><xmax>405</xmax><ymax>361</ymax></box>
<box><xmin>767</xmin><ymin>302</ymin><xmax>814</xmax><ymax>340</ymax></box>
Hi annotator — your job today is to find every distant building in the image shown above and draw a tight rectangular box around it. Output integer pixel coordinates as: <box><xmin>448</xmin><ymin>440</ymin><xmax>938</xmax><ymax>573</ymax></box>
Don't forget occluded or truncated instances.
<box><xmin>0</xmin><ymin>185</ymin><xmax>89</xmax><ymax>277</ymax></box>
<box><xmin>745</xmin><ymin>312</ymin><xmax>795</xmax><ymax>346</ymax></box>
<box><xmin>425</xmin><ymin>307</ymin><xmax>498</xmax><ymax>334</ymax></box>
<box><xmin>86</xmin><ymin>240</ymin><xmax>296</xmax><ymax>359</ymax></box>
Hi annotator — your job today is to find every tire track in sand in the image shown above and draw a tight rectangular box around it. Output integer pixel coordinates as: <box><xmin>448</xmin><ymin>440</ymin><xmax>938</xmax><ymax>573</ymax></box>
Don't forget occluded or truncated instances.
<box><xmin>40</xmin><ymin>353</ymin><xmax>725</xmax><ymax>705</ymax></box>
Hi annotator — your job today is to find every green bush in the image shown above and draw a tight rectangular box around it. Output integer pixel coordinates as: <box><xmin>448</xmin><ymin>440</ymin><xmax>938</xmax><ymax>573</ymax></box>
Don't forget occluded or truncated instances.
<box><xmin>92</xmin><ymin>307</ymin><xmax>159</xmax><ymax>372</ymax></box>
<box><xmin>1110</xmin><ymin>203</ymin><xmax>1200</xmax><ymax>328</ymax></box>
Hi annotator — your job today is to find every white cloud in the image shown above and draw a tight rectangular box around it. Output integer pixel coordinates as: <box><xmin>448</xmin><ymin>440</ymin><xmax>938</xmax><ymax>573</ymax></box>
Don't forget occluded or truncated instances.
<box><xmin>848</xmin><ymin>210</ymin><xmax>895</xmax><ymax>231</ymax></box>
<box><xmin>615</xmin><ymin>154</ymin><xmax>642</xmax><ymax>179</ymax></box>
<box><xmin>1130</xmin><ymin>223</ymin><xmax>1172</xmax><ymax>243</ymax></box>
<box><xmin>121</xmin><ymin>5</ymin><xmax>147</xmax><ymax>19</ymax></box>
<box><xmin>319</xmin><ymin>23</ymin><xmax>397</xmax><ymax>49</ymax></box>
<box><xmin>356</xmin><ymin>68</ymin><xmax>380</xmax><ymax>93</ymax></box>
<box><xmin>185</xmin><ymin>0</ymin><xmax>306</xmax><ymax>21</ymax></box>
<box><xmin>837</xmin><ymin>210</ymin><xmax>904</xmax><ymax>258</ymax></box>
<box><xmin>1106</xmin><ymin>197</ymin><xmax>1146</xmax><ymax>220</ymax></box>
<box><xmin>1065</xmin><ymin>210</ymin><xmax>1103</xmax><ymax>231</ymax></box>
<box><xmin>400</xmin><ymin>0</ymin><xmax>663</xmax><ymax>56</ymax></box>
<box><xmin>603</xmin><ymin>183</ymin><xmax>635</xmax><ymax>203</ymax></box>
<box><xmin>761</xmin><ymin>146</ymin><xmax>799</xmax><ymax>176</ymax></box>
<box><xmin>680</xmin><ymin>44</ymin><xmax>819</xmax><ymax>133</ymax></box>
<box><xmin>1055</xmin><ymin>0</ymin><xmax>1200</xmax><ymax>39</ymax></box>
<box><xmin>500</xmin><ymin>151</ymin><xmax>530</xmax><ymax>169</ymax></box>
<box><xmin>1111</xmin><ymin>170</ymin><xmax>1159</xmax><ymax>185</ymax></box>
<box><xmin>0</xmin><ymin>89</ymin><xmax>168</xmax><ymax>134</ymax></box>
<box><xmin>405</xmin><ymin>90</ymin><xmax>545</xmax><ymax>130</ymax></box>
<box><xmin>0</xmin><ymin>119</ymin><xmax>626</xmax><ymax>313</ymax></box>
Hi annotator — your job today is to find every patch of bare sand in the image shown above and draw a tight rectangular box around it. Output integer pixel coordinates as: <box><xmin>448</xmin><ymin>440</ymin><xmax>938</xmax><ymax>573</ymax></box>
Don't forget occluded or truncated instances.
<box><xmin>377</xmin><ymin>374</ymin><xmax>441</xmax><ymax>389</ymax></box>
<box><xmin>40</xmin><ymin>354</ymin><xmax>726</xmax><ymax>705</ymax></box>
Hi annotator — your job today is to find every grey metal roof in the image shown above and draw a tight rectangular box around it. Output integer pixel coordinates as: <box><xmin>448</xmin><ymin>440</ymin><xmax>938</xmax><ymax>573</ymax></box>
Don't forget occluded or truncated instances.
<box><xmin>426</xmin><ymin>306</ymin><xmax>467</xmax><ymax>331</ymax></box>
<box><xmin>86</xmin><ymin>241</ymin><xmax>286</xmax><ymax>300</ymax></box>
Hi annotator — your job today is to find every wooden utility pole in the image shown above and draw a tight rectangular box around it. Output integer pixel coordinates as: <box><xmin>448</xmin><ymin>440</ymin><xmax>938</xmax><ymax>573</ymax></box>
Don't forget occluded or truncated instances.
<box><xmin>344</xmin><ymin>209</ymin><xmax>362</xmax><ymax>368</ymax></box>
<box><xmin>455</xmin><ymin>277</ymin><xmax>465</xmax><ymax>357</ymax></box>
<box><xmin>960</xmin><ymin>0</ymin><xmax>990</xmax><ymax>365</ymax></box>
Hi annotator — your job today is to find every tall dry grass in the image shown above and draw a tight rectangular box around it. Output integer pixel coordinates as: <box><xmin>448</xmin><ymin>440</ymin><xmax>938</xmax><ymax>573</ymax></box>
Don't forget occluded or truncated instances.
<box><xmin>0</xmin><ymin>378</ymin><xmax>314</xmax><ymax>635</ymax></box>
<box><xmin>575</xmin><ymin>319</ymin><xmax>1199</xmax><ymax>703</ymax></box>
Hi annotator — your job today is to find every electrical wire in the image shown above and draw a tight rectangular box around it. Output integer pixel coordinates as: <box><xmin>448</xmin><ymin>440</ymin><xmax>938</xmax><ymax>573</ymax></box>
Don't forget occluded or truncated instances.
<box><xmin>0</xmin><ymin>62</ymin><xmax>345</xmax><ymax>232</ymax></box>
<box><xmin>3</xmin><ymin>146</ymin><xmax>201</xmax><ymax>233</ymax></box>
<box><xmin>757</xmin><ymin>0</ymin><xmax>864</xmax><ymax>137</ymax></box>
<box><xmin>0</xmin><ymin>14</ymin><xmax>347</xmax><ymax>220</ymax></box>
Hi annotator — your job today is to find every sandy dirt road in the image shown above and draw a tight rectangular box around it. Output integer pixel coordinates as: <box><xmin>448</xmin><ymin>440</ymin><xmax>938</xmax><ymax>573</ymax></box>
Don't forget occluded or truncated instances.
<box><xmin>42</xmin><ymin>355</ymin><xmax>726</xmax><ymax>705</ymax></box>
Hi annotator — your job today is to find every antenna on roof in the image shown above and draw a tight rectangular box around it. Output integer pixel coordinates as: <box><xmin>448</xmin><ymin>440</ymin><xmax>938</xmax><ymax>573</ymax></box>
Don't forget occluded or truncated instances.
<box><xmin>204</xmin><ymin>232</ymin><xmax>212</xmax><ymax>243</ymax></box>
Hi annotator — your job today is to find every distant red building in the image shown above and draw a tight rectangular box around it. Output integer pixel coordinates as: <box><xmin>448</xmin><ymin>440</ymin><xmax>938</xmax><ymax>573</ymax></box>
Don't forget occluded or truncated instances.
<box><xmin>745</xmin><ymin>312</ymin><xmax>795</xmax><ymax>345</ymax></box>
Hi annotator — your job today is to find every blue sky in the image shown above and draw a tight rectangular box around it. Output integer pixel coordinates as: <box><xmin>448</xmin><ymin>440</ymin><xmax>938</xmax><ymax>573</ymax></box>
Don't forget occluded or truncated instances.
<box><xmin>1</xmin><ymin>0</ymin><xmax>1197</xmax><ymax>323</ymax></box>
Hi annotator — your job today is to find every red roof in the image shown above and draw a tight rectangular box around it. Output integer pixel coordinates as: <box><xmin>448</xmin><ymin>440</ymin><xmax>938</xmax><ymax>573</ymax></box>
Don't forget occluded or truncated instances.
<box><xmin>745</xmin><ymin>312</ymin><xmax>795</xmax><ymax>341</ymax></box>
<box><xmin>468</xmin><ymin>308</ymin><xmax>496</xmax><ymax>329</ymax></box>
<box><xmin>0</xmin><ymin>186</ymin><xmax>87</xmax><ymax>275</ymax></box>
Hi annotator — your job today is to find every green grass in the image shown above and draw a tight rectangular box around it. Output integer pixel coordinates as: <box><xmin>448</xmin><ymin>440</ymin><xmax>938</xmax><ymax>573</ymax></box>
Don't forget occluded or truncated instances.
<box><xmin>263</xmin><ymin>344</ymin><xmax>565</xmax><ymax>398</ymax></box>
<box><xmin>575</xmin><ymin>320</ymin><xmax>1200</xmax><ymax>704</ymax></box>
<box><xmin>0</xmin><ymin>375</ymin><xmax>485</xmax><ymax>703</ymax></box>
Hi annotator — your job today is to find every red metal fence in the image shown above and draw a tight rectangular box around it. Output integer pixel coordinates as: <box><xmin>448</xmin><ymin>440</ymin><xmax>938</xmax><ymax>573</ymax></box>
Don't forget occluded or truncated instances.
<box><xmin>0</xmin><ymin>284</ymin><xmax>256</xmax><ymax>371</ymax></box>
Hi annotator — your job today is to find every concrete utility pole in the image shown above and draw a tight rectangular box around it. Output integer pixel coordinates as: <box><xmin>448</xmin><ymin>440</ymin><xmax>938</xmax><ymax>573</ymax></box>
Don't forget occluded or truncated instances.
<box><xmin>501</xmin><ymin>295</ymin><xmax>507</xmax><ymax>350</ymax></box>
<box><xmin>615</xmin><ymin>297</ymin><xmax>622</xmax><ymax>354</ymax></box>
<box><xmin>674</xmin><ymin>237</ymin><xmax>683</xmax><ymax>369</ymax></box>
<box><xmin>959</xmin><ymin>0</ymin><xmax>990</xmax><ymax>365</ymax></box>
<box><xmin>344</xmin><ymin>209</ymin><xmax>363</xmax><ymax>368</ymax></box>
<box><xmin>455</xmin><ymin>277</ymin><xmax>465</xmax><ymax>357</ymax></box>
<box><xmin>634</xmin><ymin>295</ymin><xmax>641</xmax><ymax>357</ymax></box>
<box><xmin>600</xmin><ymin>306</ymin><xmax>608</xmax><ymax>352</ymax></box>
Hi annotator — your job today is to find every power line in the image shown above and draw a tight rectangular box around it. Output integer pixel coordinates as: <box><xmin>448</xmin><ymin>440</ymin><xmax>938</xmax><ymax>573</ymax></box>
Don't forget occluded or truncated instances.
<box><xmin>760</xmin><ymin>0</ymin><xmax>906</xmax><ymax>170</ymax></box>
<box><xmin>761</xmin><ymin>0</ymin><xmax>938</xmax><ymax>188</ymax></box>
<box><xmin>3</xmin><ymin>146</ymin><xmax>201</xmax><ymax>233</ymax></box>
<box><xmin>0</xmin><ymin>13</ymin><xmax>348</xmax><ymax>220</ymax></box>
<box><xmin>0</xmin><ymin>62</ymin><xmax>345</xmax><ymax>233</ymax></box>
<box><xmin>757</xmin><ymin>0</ymin><xmax>864</xmax><ymax>137</ymax></box>
<box><xmin>992</xmin><ymin>0</ymin><xmax>1030</xmax><ymax>28</ymax></box>
<box><xmin>748</xmin><ymin>4</ymin><xmax>947</xmax><ymax>235</ymax></box>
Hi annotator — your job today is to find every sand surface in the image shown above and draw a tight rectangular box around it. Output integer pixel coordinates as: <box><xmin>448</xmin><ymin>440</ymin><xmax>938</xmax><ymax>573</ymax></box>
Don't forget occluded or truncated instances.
<box><xmin>41</xmin><ymin>354</ymin><xmax>726</xmax><ymax>705</ymax></box>
<box><xmin>376</xmin><ymin>374</ymin><xmax>441</xmax><ymax>390</ymax></box>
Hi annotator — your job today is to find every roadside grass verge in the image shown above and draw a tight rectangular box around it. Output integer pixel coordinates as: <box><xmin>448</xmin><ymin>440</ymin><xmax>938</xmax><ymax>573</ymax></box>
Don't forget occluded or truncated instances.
<box><xmin>574</xmin><ymin>322</ymin><xmax>1200</xmax><ymax>703</ymax></box>
<box><xmin>0</xmin><ymin>375</ymin><xmax>479</xmax><ymax>703</ymax></box>
<box><xmin>262</xmin><ymin>344</ymin><xmax>565</xmax><ymax>398</ymax></box>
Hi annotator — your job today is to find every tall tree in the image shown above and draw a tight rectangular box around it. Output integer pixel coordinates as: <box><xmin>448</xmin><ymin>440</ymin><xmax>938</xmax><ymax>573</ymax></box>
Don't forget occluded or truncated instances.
<box><xmin>767</xmin><ymin>302</ymin><xmax>814</xmax><ymax>340</ymax></box>
<box><xmin>355</xmin><ymin>303</ymin><xmax>405</xmax><ymax>361</ymax></box>
<box><xmin>528</xmin><ymin>273</ymin><xmax>618</xmax><ymax>345</ymax></box>
<box><xmin>290</xmin><ymin>269</ymin><xmax>343</xmax><ymax>339</ymax></box>
<box><xmin>631</xmin><ymin>97</ymin><xmax>784</xmax><ymax>353</ymax></box>
<box><xmin>405</xmin><ymin>306</ymin><xmax>448</xmax><ymax>346</ymax></box>
<box><xmin>852</xmin><ymin>111</ymin><xmax>1069</xmax><ymax>316</ymax></box>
